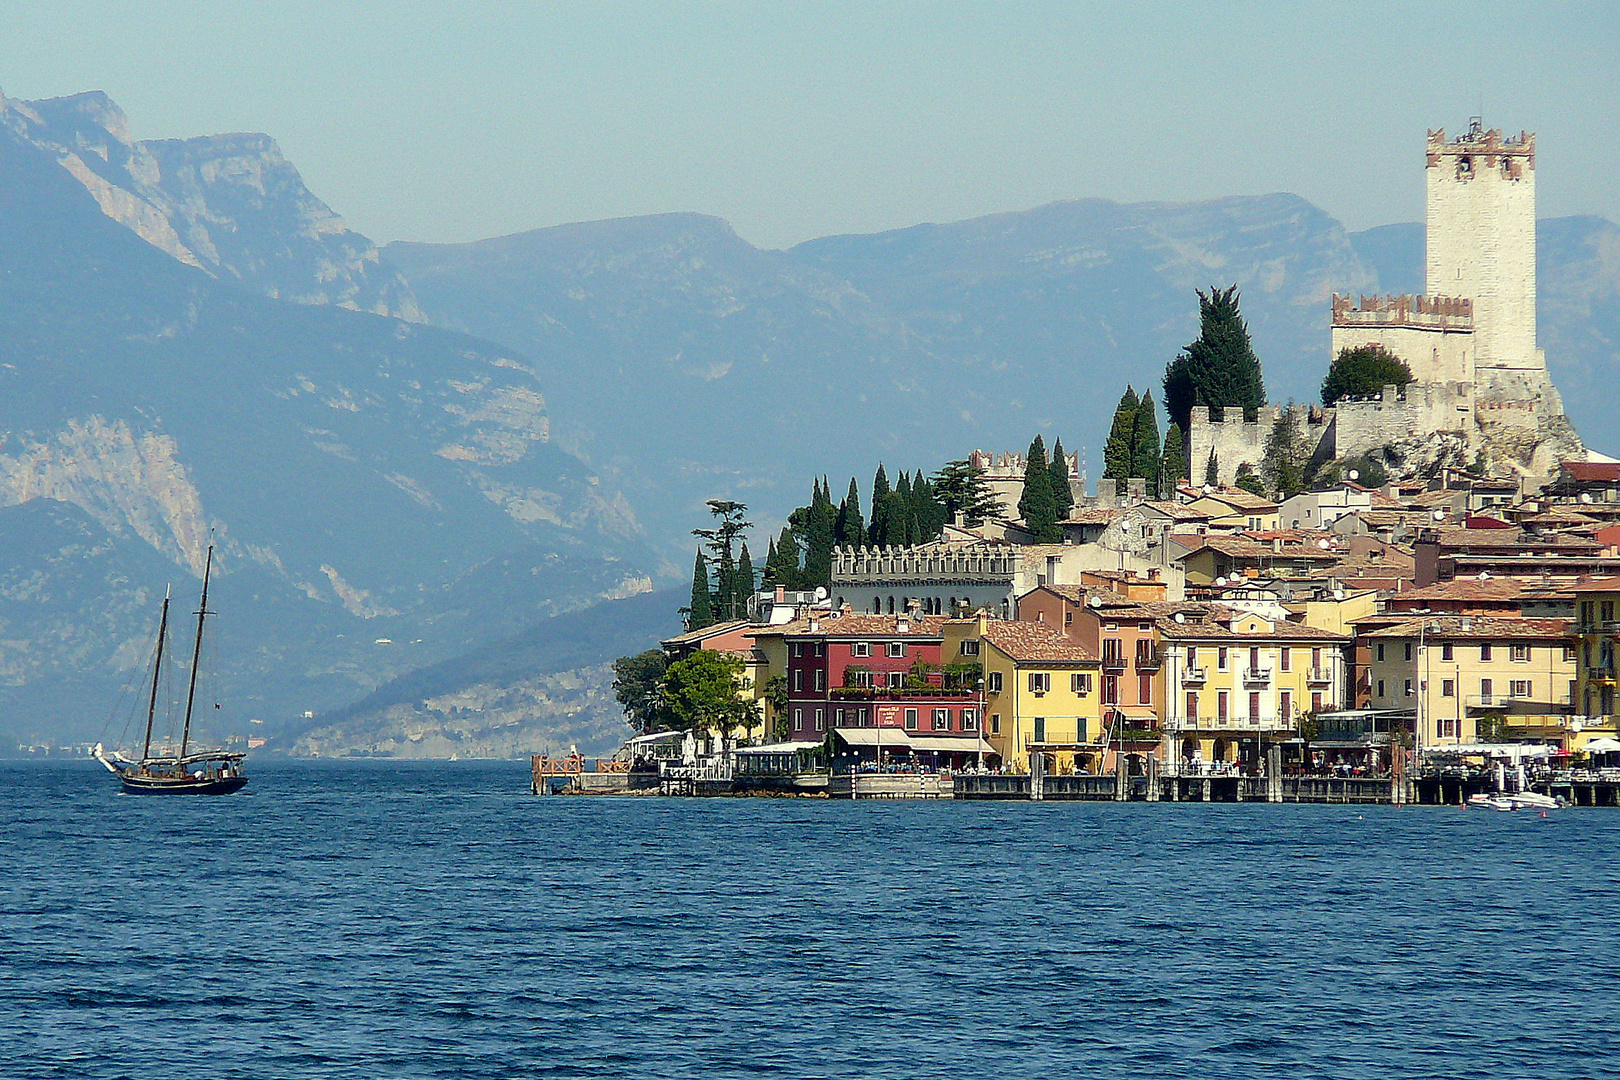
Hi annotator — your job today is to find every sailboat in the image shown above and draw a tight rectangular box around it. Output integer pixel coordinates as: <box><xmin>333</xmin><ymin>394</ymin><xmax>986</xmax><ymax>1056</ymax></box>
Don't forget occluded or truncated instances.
<box><xmin>93</xmin><ymin>545</ymin><xmax>248</xmax><ymax>795</ymax></box>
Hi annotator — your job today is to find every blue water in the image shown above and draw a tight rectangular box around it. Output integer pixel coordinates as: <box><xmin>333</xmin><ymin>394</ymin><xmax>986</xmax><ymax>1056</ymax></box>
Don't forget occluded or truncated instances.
<box><xmin>3</xmin><ymin>760</ymin><xmax>1617</xmax><ymax>1079</ymax></box>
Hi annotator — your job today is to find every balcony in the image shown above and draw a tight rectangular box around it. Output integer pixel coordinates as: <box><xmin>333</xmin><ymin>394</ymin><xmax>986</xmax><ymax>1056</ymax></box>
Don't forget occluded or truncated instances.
<box><xmin>1166</xmin><ymin>715</ymin><xmax>1299</xmax><ymax>734</ymax></box>
<box><xmin>1134</xmin><ymin>649</ymin><xmax>1163</xmax><ymax>671</ymax></box>
<box><xmin>1307</xmin><ymin>668</ymin><xmax>1333</xmax><ymax>685</ymax></box>
<box><xmin>1242</xmin><ymin>667</ymin><xmax>1272</xmax><ymax>686</ymax></box>
<box><xmin>1101</xmin><ymin>654</ymin><xmax>1128</xmax><ymax>672</ymax></box>
<box><xmin>1181</xmin><ymin>667</ymin><xmax>1208</xmax><ymax>686</ymax></box>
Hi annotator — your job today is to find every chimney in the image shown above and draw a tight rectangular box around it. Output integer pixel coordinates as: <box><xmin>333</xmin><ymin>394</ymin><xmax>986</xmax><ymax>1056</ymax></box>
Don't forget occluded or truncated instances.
<box><xmin>775</xmin><ymin>584</ymin><xmax>785</xmax><ymax>605</ymax></box>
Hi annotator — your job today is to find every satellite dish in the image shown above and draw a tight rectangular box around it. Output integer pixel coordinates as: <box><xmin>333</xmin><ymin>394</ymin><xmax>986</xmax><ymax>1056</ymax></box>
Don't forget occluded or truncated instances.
<box><xmin>1479</xmin><ymin>571</ymin><xmax>1490</xmax><ymax>580</ymax></box>
<box><xmin>1348</xmin><ymin>469</ymin><xmax>1360</xmax><ymax>481</ymax></box>
<box><xmin>1174</xmin><ymin>612</ymin><xmax>1186</xmax><ymax>624</ymax></box>
<box><xmin>1432</xmin><ymin>510</ymin><xmax>1446</xmax><ymax>521</ymax></box>
<box><xmin>1318</xmin><ymin>538</ymin><xmax>1330</xmax><ymax>550</ymax></box>
<box><xmin>1203</xmin><ymin>484</ymin><xmax>1214</xmax><ymax>495</ymax></box>
<box><xmin>1215</xmin><ymin>576</ymin><xmax>1226</xmax><ymax>586</ymax></box>
<box><xmin>1333</xmin><ymin>589</ymin><xmax>1346</xmax><ymax>600</ymax></box>
<box><xmin>1088</xmin><ymin>595</ymin><xmax>1103</xmax><ymax>608</ymax></box>
<box><xmin>1581</xmin><ymin>493</ymin><xmax>1594</xmax><ymax>504</ymax></box>
<box><xmin>814</xmin><ymin>586</ymin><xmax>829</xmax><ymax>601</ymax></box>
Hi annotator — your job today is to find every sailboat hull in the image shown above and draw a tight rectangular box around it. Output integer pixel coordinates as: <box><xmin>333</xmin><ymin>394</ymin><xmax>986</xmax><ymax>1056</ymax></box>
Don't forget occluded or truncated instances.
<box><xmin>119</xmin><ymin>774</ymin><xmax>249</xmax><ymax>795</ymax></box>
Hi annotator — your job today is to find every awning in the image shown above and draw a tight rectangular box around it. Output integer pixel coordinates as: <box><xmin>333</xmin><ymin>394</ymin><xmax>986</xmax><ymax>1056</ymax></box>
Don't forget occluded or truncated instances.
<box><xmin>1425</xmin><ymin>742</ymin><xmax>1553</xmax><ymax>759</ymax></box>
<box><xmin>832</xmin><ymin>728</ymin><xmax>995</xmax><ymax>755</ymax></box>
<box><xmin>908</xmin><ymin>735</ymin><xmax>997</xmax><ymax>754</ymax></box>
<box><xmin>1583</xmin><ymin>736</ymin><xmax>1620</xmax><ymax>753</ymax></box>
<box><xmin>1104</xmin><ymin>706</ymin><xmax>1158</xmax><ymax>721</ymax></box>
<box><xmin>734</xmin><ymin>740</ymin><xmax>824</xmax><ymax>755</ymax></box>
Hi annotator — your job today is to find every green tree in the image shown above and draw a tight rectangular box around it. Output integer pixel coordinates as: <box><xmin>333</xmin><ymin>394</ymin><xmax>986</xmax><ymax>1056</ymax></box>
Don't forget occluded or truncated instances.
<box><xmin>1018</xmin><ymin>435</ymin><xmax>1061</xmax><ymax>541</ymax></box>
<box><xmin>1161</xmin><ymin>422</ymin><xmax>1188</xmax><ymax>497</ymax></box>
<box><xmin>801</xmin><ymin>479</ymin><xmax>836</xmax><ymax>586</ymax></box>
<box><xmin>762</xmin><ymin>674</ymin><xmax>790</xmax><ymax>739</ymax></box>
<box><xmin>894</xmin><ymin>472</ymin><xmax>915</xmax><ymax>547</ymax></box>
<box><xmin>1204</xmin><ymin>448</ymin><xmax>1220</xmax><ymax>488</ymax></box>
<box><xmin>834</xmin><ymin>477</ymin><xmax>865</xmax><ymax>547</ymax></box>
<box><xmin>1261</xmin><ymin>407</ymin><xmax>1308</xmax><ymax>499</ymax></box>
<box><xmin>686</xmin><ymin>547</ymin><xmax>715</xmax><ymax>630</ymax></box>
<box><xmin>1103</xmin><ymin>386</ymin><xmax>1139</xmax><ymax>493</ymax></box>
<box><xmin>693</xmin><ymin>499</ymin><xmax>752</xmax><ymax>621</ymax></box>
<box><xmin>1163</xmin><ymin>285</ymin><xmax>1267</xmax><ymax>429</ymax></box>
<box><xmin>611</xmin><ymin>649</ymin><xmax>669</xmax><ymax>733</ymax></box>
<box><xmin>1233</xmin><ymin>462</ymin><xmax>1267</xmax><ymax>498</ymax></box>
<box><xmin>734</xmin><ymin>543</ymin><xmax>756</xmax><ymax>612</ymax></box>
<box><xmin>661</xmin><ymin>649</ymin><xmax>760</xmax><ymax>741</ymax></box>
<box><xmin>910</xmin><ymin>471</ymin><xmax>945</xmax><ymax>542</ymax></box>
<box><xmin>869</xmin><ymin>464</ymin><xmax>892</xmax><ymax>546</ymax></box>
<box><xmin>1132</xmin><ymin>389</ymin><xmax>1162</xmax><ymax>495</ymax></box>
<box><xmin>1320</xmin><ymin>344</ymin><xmax>1414</xmax><ymax>406</ymax></box>
<box><xmin>932</xmin><ymin>459</ymin><xmax>1004</xmax><ymax>527</ymax></box>
<box><xmin>1048</xmin><ymin>438</ymin><xmax>1074</xmax><ymax>521</ymax></box>
<box><xmin>765</xmin><ymin>525</ymin><xmax>800</xmax><ymax>587</ymax></box>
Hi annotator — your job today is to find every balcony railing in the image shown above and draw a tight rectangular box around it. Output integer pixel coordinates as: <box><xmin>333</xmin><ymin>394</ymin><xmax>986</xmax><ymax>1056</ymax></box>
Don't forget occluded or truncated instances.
<box><xmin>1134</xmin><ymin>650</ymin><xmax>1163</xmax><ymax>670</ymax></box>
<box><xmin>1102</xmin><ymin>655</ymin><xmax>1128</xmax><ymax>671</ymax></box>
<box><xmin>1166</xmin><ymin>715</ymin><xmax>1299</xmax><ymax>733</ymax></box>
<box><xmin>1242</xmin><ymin>667</ymin><xmax>1272</xmax><ymax>686</ymax></box>
<box><xmin>1181</xmin><ymin>667</ymin><xmax>1208</xmax><ymax>685</ymax></box>
<box><xmin>828</xmin><ymin>686</ymin><xmax>982</xmax><ymax>700</ymax></box>
<box><xmin>1307</xmin><ymin>668</ymin><xmax>1333</xmax><ymax>684</ymax></box>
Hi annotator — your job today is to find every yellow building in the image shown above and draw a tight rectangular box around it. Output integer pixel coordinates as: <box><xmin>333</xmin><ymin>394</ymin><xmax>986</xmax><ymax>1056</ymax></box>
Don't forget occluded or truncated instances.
<box><xmin>1159</xmin><ymin>607</ymin><xmax>1348</xmax><ymax>770</ymax></box>
<box><xmin>1362</xmin><ymin>616</ymin><xmax>1575</xmax><ymax>749</ymax></box>
<box><xmin>1185</xmin><ymin>490</ymin><xmax>1280</xmax><ymax>533</ymax></box>
<box><xmin>975</xmin><ymin>617</ymin><xmax>1103</xmax><ymax>774</ymax></box>
<box><xmin>1570</xmin><ymin>579</ymin><xmax>1620</xmax><ymax>752</ymax></box>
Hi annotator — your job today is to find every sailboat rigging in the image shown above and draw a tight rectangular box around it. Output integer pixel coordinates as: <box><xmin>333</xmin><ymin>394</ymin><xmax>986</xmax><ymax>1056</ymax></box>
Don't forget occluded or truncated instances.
<box><xmin>93</xmin><ymin>544</ymin><xmax>248</xmax><ymax>795</ymax></box>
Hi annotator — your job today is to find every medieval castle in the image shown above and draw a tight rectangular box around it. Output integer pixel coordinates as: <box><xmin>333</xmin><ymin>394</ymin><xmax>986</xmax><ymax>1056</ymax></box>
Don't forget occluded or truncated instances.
<box><xmin>1192</xmin><ymin>120</ymin><xmax>1585</xmax><ymax>487</ymax></box>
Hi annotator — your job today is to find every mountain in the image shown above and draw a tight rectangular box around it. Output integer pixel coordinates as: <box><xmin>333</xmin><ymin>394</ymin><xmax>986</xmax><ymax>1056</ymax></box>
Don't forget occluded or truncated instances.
<box><xmin>1</xmin><ymin>89</ymin><xmax>419</xmax><ymax>319</ymax></box>
<box><xmin>387</xmin><ymin>201</ymin><xmax>1620</xmax><ymax>551</ymax></box>
<box><xmin>287</xmin><ymin>587</ymin><xmax>682</xmax><ymax>758</ymax></box>
<box><xmin>0</xmin><ymin>94</ymin><xmax>658</xmax><ymax>748</ymax></box>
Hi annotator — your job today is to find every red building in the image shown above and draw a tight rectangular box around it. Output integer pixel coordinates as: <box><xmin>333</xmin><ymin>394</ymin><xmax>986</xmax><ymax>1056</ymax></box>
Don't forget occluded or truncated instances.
<box><xmin>750</xmin><ymin>610</ymin><xmax>989</xmax><ymax>767</ymax></box>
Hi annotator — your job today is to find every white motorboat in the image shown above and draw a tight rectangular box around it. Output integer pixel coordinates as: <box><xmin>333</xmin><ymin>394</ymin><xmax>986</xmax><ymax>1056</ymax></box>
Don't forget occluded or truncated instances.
<box><xmin>1467</xmin><ymin>790</ymin><xmax>1563</xmax><ymax>811</ymax></box>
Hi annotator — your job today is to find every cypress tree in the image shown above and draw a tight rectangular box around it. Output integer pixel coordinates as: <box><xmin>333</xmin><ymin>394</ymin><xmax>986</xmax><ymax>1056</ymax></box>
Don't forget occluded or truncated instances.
<box><xmin>768</xmin><ymin>525</ymin><xmax>800</xmax><ymax>587</ymax></box>
<box><xmin>869</xmin><ymin>465</ymin><xmax>891</xmax><ymax>547</ymax></box>
<box><xmin>1048</xmin><ymin>438</ymin><xmax>1074</xmax><ymax>521</ymax></box>
<box><xmin>803</xmin><ymin>479</ymin><xmax>836</xmax><ymax>586</ymax></box>
<box><xmin>1018</xmin><ymin>435</ymin><xmax>1060</xmax><ymax>541</ymax></box>
<box><xmin>911</xmin><ymin>472</ymin><xmax>944</xmax><ymax>542</ymax></box>
<box><xmin>834</xmin><ymin>477</ymin><xmax>865</xmax><ymax>547</ymax></box>
<box><xmin>1204</xmin><ymin>448</ymin><xmax>1220</xmax><ymax>488</ymax></box>
<box><xmin>1103</xmin><ymin>386</ymin><xmax>1139</xmax><ymax>494</ymax></box>
<box><xmin>1164</xmin><ymin>285</ymin><xmax>1267</xmax><ymax>429</ymax></box>
<box><xmin>1132</xmin><ymin>389</ymin><xmax>1162</xmax><ymax>496</ymax></box>
<box><xmin>687</xmin><ymin>547</ymin><xmax>714</xmax><ymax>631</ymax></box>
<box><xmin>734</xmin><ymin>543</ymin><xmax>756</xmax><ymax>612</ymax></box>
<box><xmin>1161</xmin><ymin>423</ymin><xmax>1187</xmax><ymax>497</ymax></box>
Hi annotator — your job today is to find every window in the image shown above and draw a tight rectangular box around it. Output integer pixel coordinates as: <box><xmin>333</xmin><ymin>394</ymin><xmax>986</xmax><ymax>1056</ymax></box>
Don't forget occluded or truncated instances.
<box><xmin>1033</xmin><ymin>717</ymin><xmax>1046</xmax><ymax>742</ymax></box>
<box><xmin>903</xmin><ymin>708</ymin><xmax>918</xmax><ymax>730</ymax></box>
<box><xmin>1604</xmin><ymin>600</ymin><xmax>1616</xmax><ymax>623</ymax></box>
<box><xmin>1250</xmin><ymin>646</ymin><xmax>1261</xmax><ymax>670</ymax></box>
<box><xmin>886</xmin><ymin>671</ymin><xmax>903</xmax><ymax>689</ymax></box>
<box><xmin>814</xmin><ymin>642</ymin><xmax>826</xmax><ymax>657</ymax></box>
<box><xmin>1510</xmin><ymin>680</ymin><xmax>1532</xmax><ymax>698</ymax></box>
<box><xmin>887</xmin><ymin>642</ymin><xmax>904</xmax><ymax>658</ymax></box>
<box><xmin>961</xmin><ymin>709</ymin><xmax>979</xmax><ymax>732</ymax></box>
<box><xmin>1280</xmin><ymin>690</ymin><xmax>1292</xmax><ymax>721</ymax></box>
<box><xmin>1438</xmin><ymin>717</ymin><xmax>1457</xmax><ymax>738</ymax></box>
<box><xmin>1138</xmin><ymin>672</ymin><xmax>1152</xmax><ymax>705</ymax></box>
<box><xmin>793</xmin><ymin>707</ymin><xmax>803</xmax><ymax>732</ymax></box>
<box><xmin>851</xmin><ymin>641</ymin><xmax>871</xmax><ymax>658</ymax></box>
<box><xmin>814</xmin><ymin>670</ymin><xmax>826</xmax><ymax>692</ymax></box>
<box><xmin>1511</xmin><ymin>644</ymin><xmax>1529</xmax><ymax>662</ymax></box>
<box><xmin>1102</xmin><ymin>675</ymin><xmax>1119</xmax><ymax>705</ymax></box>
<box><xmin>848</xmin><ymin>669</ymin><xmax>872</xmax><ymax>689</ymax></box>
<box><xmin>1564</xmin><ymin>645</ymin><xmax>1577</xmax><ymax>663</ymax></box>
<box><xmin>1403</xmin><ymin>679</ymin><xmax>1413</xmax><ymax>697</ymax></box>
<box><xmin>933</xmin><ymin>708</ymin><xmax>950</xmax><ymax>731</ymax></box>
<box><xmin>1311</xmin><ymin>692</ymin><xmax>1323</xmax><ymax>713</ymax></box>
<box><xmin>1186</xmin><ymin>691</ymin><xmax>1199</xmax><ymax>718</ymax></box>
<box><xmin>1249</xmin><ymin>692</ymin><xmax>1261</xmax><ymax>720</ymax></box>
<box><xmin>1104</xmin><ymin>621</ymin><xmax>1118</xmax><ymax>631</ymax></box>
<box><xmin>1441</xmin><ymin>642</ymin><xmax>1454</xmax><ymax>661</ymax></box>
<box><xmin>792</xmin><ymin>669</ymin><xmax>803</xmax><ymax>691</ymax></box>
<box><xmin>835</xmin><ymin>708</ymin><xmax>845</xmax><ymax>725</ymax></box>
<box><xmin>1481</xmin><ymin>644</ymin><xmax>1493</xmax><ymax>661</ymax></box>
<box><xmin>1071</xmin><ymin>672</ymin><xmax>1091</xmax><ymax>694</ymax></box>
<box><xmin>1029</xmin><ymin>672</ymin><xmax>1051</xmax><ymax>694</ymax></box>
<box><xmin>1218</xmin><ymin>647</ymin><xmax>1229</xmax><ymax>671</ymax></box>
<box><xmin>960</xmin><ymin>639</ymin><xmax>980</xmax><ymax>656</ymax></box>
<box><xmin>1312</xmin><ymin>648</ymin><xmax>1322</xmax><ymax>670</ymax></box>
<box><xmin>1404</xmin><ymin>642</ymin><xmax>1413</xmax><ymax>662</ymax></box>
<box><xmin>1217</xmin><ymin>691</ymin><xmax>1229</xmax><ymax>720</ymax></box>
<box><xmin>990</xmin><ymin>714</ymin><xmax>1001</xmax><ymax>735</ymax></box>
<box><xmin>814</xmin><ymin>708</ymin><xmax>826</xmax><ymax>732</ymax></box>
<box><xmin>1377</xmin><ymin>643</ymin><xmax>1386</xmax><ymax>663</ymax></box>
<box><xmin>1064</xmin><ymin>611</ymin><xmax>1073</xmax><ymax>625</ymax></box>
<box><xmin>1377</xmin><ymin>679</ymin><xmax>1385</xmax><ymax>698</ymax></box>
<box><xmin>1279</xmin><ymin>648</ymin><xmax>1291</xmax><ymax>673</ymax></box>
<box><xmin>791</xmin><ymin>642</ymin><xmax>804</xmax><ymax>658</ymax></box>
<box><xmin>1076</xmin><ymin>718</ymin><xmax>1088</xmax><ymax>740</ymax></box>
<box><xmin>1481</xmin><ymin>677</ymin><xmax>1493</xmax><ymax>699</ymax></box>
<box><xmin>1187</xmin><ymin>647</ymin><xmax>1198</xmax><ymax>667</ymax></box>
<box><xmin>987</xmin><ymin>672</ymin><xmax>1003</xmax><ymax>693</ymax></box>
<box><xmin>1442</xmin><ymin>679</ymin><xmax>1456</xmax><ymax>698</ymax></box>
<box><xmin>1138</xmin><ymin>621</ymin><xmax>1151</xmax><ymax>631</ymax></box>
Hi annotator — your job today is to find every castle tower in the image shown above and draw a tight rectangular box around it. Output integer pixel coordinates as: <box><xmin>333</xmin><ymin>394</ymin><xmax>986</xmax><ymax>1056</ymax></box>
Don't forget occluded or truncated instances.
<box><xmin>1425</xmin><ymin>120</ymin><xmax>1539</xmax><ymax>373</ymax></box>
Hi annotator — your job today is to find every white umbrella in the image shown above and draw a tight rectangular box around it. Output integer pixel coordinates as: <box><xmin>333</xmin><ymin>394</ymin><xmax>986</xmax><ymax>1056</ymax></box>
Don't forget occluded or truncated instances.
<box><xmin>1583</xmin><ymin>736</ymin><xmax>1620</xmax><ymax>753</ymax></box>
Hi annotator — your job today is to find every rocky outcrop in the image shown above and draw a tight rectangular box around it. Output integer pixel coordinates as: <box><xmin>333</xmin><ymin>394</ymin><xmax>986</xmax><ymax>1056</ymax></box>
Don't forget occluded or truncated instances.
<box><xmin>0</xmin><ymin>90</ymin><xmax>419</xmax><ymax>319</ymax></box>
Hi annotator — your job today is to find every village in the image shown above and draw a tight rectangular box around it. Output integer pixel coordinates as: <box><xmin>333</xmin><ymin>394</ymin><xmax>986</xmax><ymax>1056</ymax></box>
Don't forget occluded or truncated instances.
<box><xmin>530</xmin><ymin>123</ymin><xmax>1620</xmax><ymax>806</ymax></box>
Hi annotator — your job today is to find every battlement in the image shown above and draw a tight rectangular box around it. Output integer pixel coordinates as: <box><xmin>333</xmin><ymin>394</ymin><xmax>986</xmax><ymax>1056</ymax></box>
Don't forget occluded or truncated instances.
<box><xmin>831</xmin><ymin>542</ymin><xmax>1019</xmax><ymax>585</ymax></box>
<box><xmin>1331</xmin><ymin>293</ymin><xmax>1473</xmax><ymax>331</ymax></box>
<box><xmin>968</xmin><ymin>448</ymin><xmax>1079</xmax><ymax>479</ymax></box>
<box><xmin>1427</xmin><ymin>121</ymin><xmax>1535</xmax><ymax>173</ymax></box>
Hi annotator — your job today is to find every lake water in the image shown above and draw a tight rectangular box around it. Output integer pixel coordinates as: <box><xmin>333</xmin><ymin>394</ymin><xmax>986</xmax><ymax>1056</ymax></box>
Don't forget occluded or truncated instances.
<box><xmin>4</xmin><ymin>760</ymin><xmax>1617</xmax><ymax>1079</ymax></box>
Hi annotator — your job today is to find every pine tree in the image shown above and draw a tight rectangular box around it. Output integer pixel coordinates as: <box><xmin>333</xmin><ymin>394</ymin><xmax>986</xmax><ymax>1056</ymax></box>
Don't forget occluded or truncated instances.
<box><xmin>932</xmin><ymin>459</ymin><xmax>1004</xmax><ymax>527</ymax></box>
<box><xmin>869</xmin><ymin>465</ymin><xmax>892</xmax><ymax>547</ymax></box>
<box><xmin>1204</xmin><ymin>448</ymin><xmax>1220</xmax><ymax>488</ymax></box>
<box><xmin>1163</xmin><ymin>285</ymin><xmax>1267</xmax><ymax>429</ymax></box>
<box><xmin>1234</xmin><ymin>462</ymin><xmax>1267</xmax><ymax>498</ymax></box>
<box><xmin>802</xmin><ymin>479</ymin><xmax>836</xmax><ymax>586</ymax></box>
<box><xmin>1161</xmin><ymin>422</ymin><xmax>1187</xmax><ymax>497</ymax></box>
<box><xmin>1132</xmin><ymin>389</ymin><xmax>1162</xmax><ymax>496</ymax></box>
<box><xmin>1018</xmin><ymin>436</ymin><xmax>1060</xmax><ymax>541</ymax></box>
<box><xmin>734</xmin><ymin>543</ymin><xmax>756</xmax><ymax>613</ymax></box>
<box><xmin>1103</xmin><ymin>386</ymin><xmax>1139</xmax><ymax>493</ymax></box>
<box><xmin>693</xmin><ymin>499</ymin><xmax>750</xmax><ymax>621</ymax></box>
<box><xmin>687</xmin><ymin>547</ymin><xmax>714</xmax><ymax>631</ymax></box>
<box><xmin>1048</xmin><ymin>439</ymin><xmax>1074</xmax><ymax>521</ymax></box>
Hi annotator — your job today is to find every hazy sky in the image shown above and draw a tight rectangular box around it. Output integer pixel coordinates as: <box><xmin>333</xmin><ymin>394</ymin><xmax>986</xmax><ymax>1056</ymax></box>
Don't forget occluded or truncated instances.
<box><xmin>4</xmin><ymin>1</ymin><xmax>1617</xmax><ymax>250</ymax></box>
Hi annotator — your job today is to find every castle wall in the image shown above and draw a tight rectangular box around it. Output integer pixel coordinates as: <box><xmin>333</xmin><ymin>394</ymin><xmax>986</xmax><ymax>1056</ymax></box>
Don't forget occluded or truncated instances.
<box><xmin>1332</xmin><ymin>383</ymin><xmax>1474</xmax><ymax>459</ymax></box>
<box><xmin>1188</xmin><ymin>405</ymin><xmax>1331</xmax><ymax>488</ymax></box>
<box><xmin>1426</xmin><ymin>125</ymin><xmax>1539</xmax><ymax>371</ymax></box>
<box><xmin>1329</xmin><ymin>318</ymin><xmax>1472</xmax><ymax>388</ymax></box>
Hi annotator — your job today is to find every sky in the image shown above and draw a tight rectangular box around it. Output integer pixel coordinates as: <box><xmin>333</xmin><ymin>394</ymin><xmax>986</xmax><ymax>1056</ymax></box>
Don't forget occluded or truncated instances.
<box><xmin>3</xmin><ymin>1</ymin><xmax>1618</xmax><ymax>251</ymax></box>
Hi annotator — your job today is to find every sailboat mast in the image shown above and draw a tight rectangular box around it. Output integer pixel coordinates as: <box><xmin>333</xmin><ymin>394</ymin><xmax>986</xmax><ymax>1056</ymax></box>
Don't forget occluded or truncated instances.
<box><xmin>141</xmin><ymin>586</ymin><xmax>172</xmax><ymax>761</ymax></box>
<box><xmin>179</xmin><ymin>545</ymin><xmax>213</xmax><ymax>760</ymax></box>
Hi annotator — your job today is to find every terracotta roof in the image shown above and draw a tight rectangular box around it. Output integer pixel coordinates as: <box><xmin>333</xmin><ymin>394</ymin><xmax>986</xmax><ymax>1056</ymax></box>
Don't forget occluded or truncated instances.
<box><xmin>756</xmin><ymin>613</ymin><xmax>949</xmax><ymax>638</ymax></box>
<box><xmin>1184</xmin><ymin>536</ymin><xmax>1340</xmax><ymax>560</ymax></box>
<box><xmin>1155</xmin><ymin>609</ymin><xmax>1348</xmax><ymax>642</ymax></box>
<box><xmin>1432</xmin><ymin>527</ymin><xmax>1601</xmax><ymax>551</ymax></box>
<box><xmin>1363</xmin><ymin>616</ymin><xmax>1573</xmax><ymax>640</ymax></box>
<box><xmin>1392</xmin><ymin>579</ymin><xmax>1526</xmax><ymax>602</ymax></box>
<box><xmin>981</xmin><ymin>621</ymin><xmax>1098</xmax><ymax>663</ymax></box>
<box><xmin>1560</xmin><ymin>461</ymin><xmax>1620</xmax><ymax>483</ymax></box>
<box><xmin>1063</xmin><ymin>508</ymin><xmax>1123</xmax><ymax>525</ymax></box>
<box><xmin>1570</xmin><ymin>576</ymin><xmax>1620</xmax><ymax>593</ymax></box>
<box><xmin>1196</xmin><ymin>490</ymin><xmax>1280</xmax><ymax>512</ymax></box>
<box><xmin>1136</xmin><ymin>501</ymin><xmax>1213</xmax><ymax>521</ymax></box>
<box><xmin>660</xmin><ymin>619</ymin><xmax>756</xmax><ymax>645</ymax></box>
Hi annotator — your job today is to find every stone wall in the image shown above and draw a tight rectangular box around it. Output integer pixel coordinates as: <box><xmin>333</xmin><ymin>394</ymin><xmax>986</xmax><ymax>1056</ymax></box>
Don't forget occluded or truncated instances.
<box><xmin>1187</xmin><ymin>404</ymin><xmax>1331</xmax><ymax>487</ymax></box>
